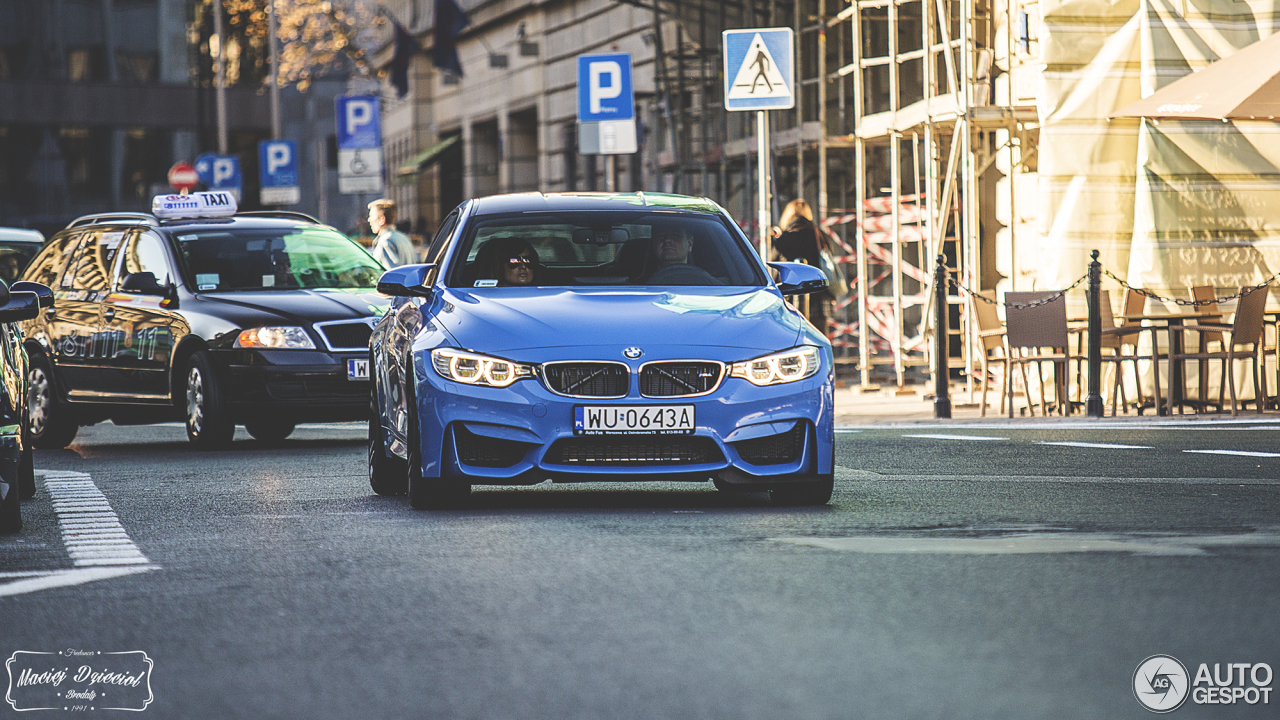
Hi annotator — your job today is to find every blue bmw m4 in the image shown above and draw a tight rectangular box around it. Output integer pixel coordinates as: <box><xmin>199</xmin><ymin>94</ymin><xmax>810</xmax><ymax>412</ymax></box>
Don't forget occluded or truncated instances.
<box><xmin>368</xmin><ymin>192</ymin><xmax>834</xmax><ymax>509</ymax></box>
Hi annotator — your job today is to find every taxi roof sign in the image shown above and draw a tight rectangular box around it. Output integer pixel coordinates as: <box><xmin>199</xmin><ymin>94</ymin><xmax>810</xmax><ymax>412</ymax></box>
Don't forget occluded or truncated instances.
<box><xmin>152</xmin><ymin>191</ymin><xmax>238</xmax><ymax>220</ymax></box>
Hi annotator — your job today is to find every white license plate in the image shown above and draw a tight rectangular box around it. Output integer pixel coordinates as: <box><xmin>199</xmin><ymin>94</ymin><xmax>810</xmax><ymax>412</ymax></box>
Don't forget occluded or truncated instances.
<box><xmin>347</xmin><ymin>358</ymin><xmax>369</xmax><ymax>380</ymax></box>
<box><xmin>574</xmin><ymin>405</ymin><xmax>695</xmax><ymax>435</ymax></box>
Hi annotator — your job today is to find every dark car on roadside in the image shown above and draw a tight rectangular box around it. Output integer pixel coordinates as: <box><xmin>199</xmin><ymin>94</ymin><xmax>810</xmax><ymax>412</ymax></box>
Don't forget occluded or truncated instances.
<box><xmin>0</xmin><ymin>280</ymin><xmax>53</xmax><ymax>532</ymax></box>
<box><xmin>18</xmin><ymin>191</ymin><xmax>390</xmax><ymax>450</ymax></box>
<box><xmin>0</xmin><ymin>227</ymin><xmax>46</xmax><ymax>285</ymax></box>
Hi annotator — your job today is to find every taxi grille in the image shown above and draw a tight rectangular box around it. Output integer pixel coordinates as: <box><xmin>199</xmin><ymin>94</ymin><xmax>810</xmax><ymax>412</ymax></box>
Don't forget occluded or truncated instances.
<box><xmin>546</xmin><ymin>436</ymin><xmax>723</xmax><ymax>466</ymax></box>
<box><xmin>318</xmin><ymin>322</ymin><xmax>372</xmax><ymax>351</ymax></box>
<box><xmin>732</xmin><ymin>424</ymin><xmax>805</xmax><ymax>465</ymax></box>
<box><xmin>640</xmin><ymin>361</ymin><xmax>723</xmax><ymax>397</ymax></box>
<box><xmin>541</xmin><ymin>362</ymin><xmax>629</xmax><ymax>397</ymax></box>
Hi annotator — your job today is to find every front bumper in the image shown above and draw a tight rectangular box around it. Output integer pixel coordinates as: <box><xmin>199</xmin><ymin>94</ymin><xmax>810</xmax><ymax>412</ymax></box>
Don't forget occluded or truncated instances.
<box><xmin>408</xmin><ymin>352</ymin><xmax>834</xmax><ymax>487</ymax></box>
<box><xmin>218</xmin><ymin>349</ymin><xmax>370</xmax><ymax>423</ymax></box>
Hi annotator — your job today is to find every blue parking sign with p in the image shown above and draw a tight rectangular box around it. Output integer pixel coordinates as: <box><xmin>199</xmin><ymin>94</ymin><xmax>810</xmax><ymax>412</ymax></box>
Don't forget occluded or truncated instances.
<box><xmin>195</xmin><ymin>152</ymin><xmax>240</xmax><ymax>191</ymax></box>
<box><xmin>577</xmin><ymin>53</ymin><xmax>634</xmax><ymax>122</ymax></box>
<box><xmin>259</xmin><ymin>141</ymin><xmax>298</xmax><ymax>187</ymax></box>
<box><xmin>336</xmin><ymin>95</ymin><xmax>381</xmax><ymax>150</ymax></box>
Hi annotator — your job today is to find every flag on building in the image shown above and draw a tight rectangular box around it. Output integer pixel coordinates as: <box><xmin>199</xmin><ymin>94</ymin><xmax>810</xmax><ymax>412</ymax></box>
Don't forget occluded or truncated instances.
<box><xmin>433</xmin><ymin>0</ymin><xmax>470</xmax><ymax>77</ymax></box>
<box><xmin>390</xmin><ymin>18</ymin><xmax>420</xmax><ymax>98</ymax></box>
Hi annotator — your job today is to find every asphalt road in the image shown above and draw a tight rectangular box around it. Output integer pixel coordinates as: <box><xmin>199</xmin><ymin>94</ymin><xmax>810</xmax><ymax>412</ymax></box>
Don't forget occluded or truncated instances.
<box><xmin>2</xmin><ymin>420</ymin><xmax>1279</xmax><ymax>719</ymax></box>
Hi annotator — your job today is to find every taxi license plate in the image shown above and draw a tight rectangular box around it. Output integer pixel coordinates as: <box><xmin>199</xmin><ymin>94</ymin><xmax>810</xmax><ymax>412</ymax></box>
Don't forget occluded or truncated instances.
<box><xmin>347</xmin><ymin>358</ymin><xmax>369</xmax><ymax>381</ymax></box>
<box><xmin>574</xmin><ymin>405</ymin><xmax>695</xmax><ymax>435</ymax></box>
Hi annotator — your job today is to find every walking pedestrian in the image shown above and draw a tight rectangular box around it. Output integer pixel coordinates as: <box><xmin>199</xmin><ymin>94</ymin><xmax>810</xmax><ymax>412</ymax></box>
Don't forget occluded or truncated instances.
<box><xmin>367</xmin><ymin>199</ymin><xmax>419</xmax><ymax>269</ymax></box>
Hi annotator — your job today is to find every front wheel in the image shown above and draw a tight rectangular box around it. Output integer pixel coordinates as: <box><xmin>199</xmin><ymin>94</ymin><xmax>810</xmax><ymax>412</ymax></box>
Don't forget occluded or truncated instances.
<box><xmin>244</xmin><ymin>419</ymin><xmax>295</xmax><ymax>444</ymax></box>
<box><xmin>27</xmin><ymin>354</ymin><xmax>78</xmax><ymax>449</ymax></box>
<box><xmin>769</xmin><ymin>475</ymin><xmax>834</xmax><ymax>506</ymax></box>
<box><xmin>18</xmin><ymin>447</ymin><xmax>35</xmax><ymax>500</ymax></box>
<box><xmin>0</xmin><ymin>466</ymin><xmax>20</xmax><ymax>533</ymax></box>
<box><xmin>369</xmin><ymin>375</ymin><xmax>407</xmax><ymax>496</ymax></box>
<box><xmin>185</xmin><ymin>351</ymin><xmax>234</xmax><ymax>448</ymax></box>
<box><xmin>404</xmin><ymin>385</ymin><xmax>468</xmax><ymax>510</ymax></box>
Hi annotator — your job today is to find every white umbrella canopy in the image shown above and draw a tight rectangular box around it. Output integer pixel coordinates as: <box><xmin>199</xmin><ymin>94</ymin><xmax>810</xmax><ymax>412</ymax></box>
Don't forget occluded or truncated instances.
<box><xmin>1112</xmin><ymin>32</ymin><xmax>1280</xmax><ymax>120</ymax></box>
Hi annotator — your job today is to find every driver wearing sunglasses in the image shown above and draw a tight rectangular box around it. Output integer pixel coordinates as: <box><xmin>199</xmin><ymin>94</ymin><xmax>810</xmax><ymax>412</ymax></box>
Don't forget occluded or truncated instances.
<box><xmin>483</xmin><ymin>237</ymin><xmax>540</xmax><ymax>286</ymax></box>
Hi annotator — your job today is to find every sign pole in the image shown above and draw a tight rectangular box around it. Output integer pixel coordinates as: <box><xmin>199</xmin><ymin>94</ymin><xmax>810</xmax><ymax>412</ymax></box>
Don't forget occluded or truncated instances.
<box><xmin>606</xmin><ymin>155</ymin><xmax>616</xmax><ymax>192</ymax></box>
<box><xmin>757</xmin><ymin>110</ymin><xmax>771</xmax><ymax>261</ymax></box>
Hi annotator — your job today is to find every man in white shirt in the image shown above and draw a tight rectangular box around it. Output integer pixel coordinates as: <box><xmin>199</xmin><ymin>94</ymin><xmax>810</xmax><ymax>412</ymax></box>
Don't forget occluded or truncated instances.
<box><xmin>367</xmin><ymin>198</ymin><xmax>419</xmax><ymax>269</ymax></box>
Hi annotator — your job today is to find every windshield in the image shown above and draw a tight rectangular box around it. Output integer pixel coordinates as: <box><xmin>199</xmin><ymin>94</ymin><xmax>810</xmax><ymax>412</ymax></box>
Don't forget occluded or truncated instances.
<box><xmin>176</xmin><ymin>227</ymin><xmax>383</xmax><ymax>291</ymax></box>
<box><xmin>444</xmin><ymin>211</ymin><xmax>766</xmax><ymax>288</ymax></box>
<box><xmin>0</xmin><ymin>241</ymin><xmax>41</xmax><ymax>284</ymax></box>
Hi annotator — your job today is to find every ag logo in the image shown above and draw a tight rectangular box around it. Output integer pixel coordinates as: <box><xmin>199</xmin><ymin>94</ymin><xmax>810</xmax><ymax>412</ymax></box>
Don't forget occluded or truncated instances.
<box><xmin>1134</xmin><ymin>655</ymin><xmax>1190</xmax><ymax>713</ymax></box>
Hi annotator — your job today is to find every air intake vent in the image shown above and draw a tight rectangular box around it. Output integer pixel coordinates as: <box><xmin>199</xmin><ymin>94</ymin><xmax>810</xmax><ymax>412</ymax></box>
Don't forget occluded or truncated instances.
<box><xmin>542</xmin><ymin>362</ymin><xmax>629</xmax><ymax>397</ymax></box>
<box><xmin>732</xmin><ymin>424</ymin><xmax>805</xmax><ymax>465</ymax></box>
<box><xmin>454</xmin><ymin>426</ymin><xmax>530</xmax><ymax>468</ymax></box>
<box><xmin>318</xmin><ymin>321</ymin><xmax>372</xmax><ymax>351</ymax></box>
<box><xmin>640</xmin><ymin>361</ymin><xmax>723</xmax><ymax>397</ymax></box>
<box><xmin>546</xmin><ymin>436</ymin><xmax>722</xmax><ymax>465</ymax></box>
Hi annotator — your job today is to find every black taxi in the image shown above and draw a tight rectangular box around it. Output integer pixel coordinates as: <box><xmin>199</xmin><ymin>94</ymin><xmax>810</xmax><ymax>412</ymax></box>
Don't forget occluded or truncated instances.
<box><xmin>19</xmin><ymin>191</ymin><xmax>390</xmax><ymax>449</ymax></box>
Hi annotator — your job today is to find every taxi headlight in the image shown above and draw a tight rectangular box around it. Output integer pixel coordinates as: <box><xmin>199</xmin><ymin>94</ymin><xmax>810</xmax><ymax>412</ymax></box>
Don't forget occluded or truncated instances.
<box><xmin>729</xmin><ymin>346</ymin><xmax>821</xmax><ymax>386</ymax></box>
<box><xmin>431</xmin><ymin>348</ymin><xmax>534</xmax><ymax>388</ymax></box>
<box><xmin>234</xmin><ymin>326</ymin><xmax>316</xmax><ymax>350</ymax></box>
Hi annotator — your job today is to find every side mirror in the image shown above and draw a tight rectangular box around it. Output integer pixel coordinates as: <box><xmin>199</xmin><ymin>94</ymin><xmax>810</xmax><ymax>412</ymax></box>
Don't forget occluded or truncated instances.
<box><xmin>120</xmin><ymin>271</ymin><xmax>167</xmax><ymax>296</ymax></box>
<box><xmin>0</xmin><ymin>292</ymin><xmax>41</xmax><ymax>323</ymax></box>
<box><xmin>377</xmin><ymin>264</ymin><xmax>436</xmax><ymax>298</ymax></box>
<box><xmin>9</xmin><ymin>281</ymin><xmax>53</xmax><ymax>308</ymax></box>
<box><xmin>769</xmin><ymin>262</ymin><xmax>828</xmax><ymax>296</ymax></box>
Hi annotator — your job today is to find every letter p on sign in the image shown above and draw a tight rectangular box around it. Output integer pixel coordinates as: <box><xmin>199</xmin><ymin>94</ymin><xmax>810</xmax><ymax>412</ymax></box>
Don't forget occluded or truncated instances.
<box><xmin>346</xmin><ymin>99</ymin><xmax>373</xmax><ymax>137</ymax></box>
<box><xmin>266</xmin><ymin>144</ymin><xmax>291</xmax><ymax>175</ymax></box>
<box><xmin>589</xmin><ymin>62</ymin><xmax>622</xmax><ymax>114</ymax></box>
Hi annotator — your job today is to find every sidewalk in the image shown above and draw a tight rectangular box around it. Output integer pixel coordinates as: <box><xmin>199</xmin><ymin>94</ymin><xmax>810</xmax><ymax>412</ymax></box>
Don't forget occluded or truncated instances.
<box><xmin>832</xmin><ymin>384</ymin><xmax>1280</xmax><ymax>426</ymax></box>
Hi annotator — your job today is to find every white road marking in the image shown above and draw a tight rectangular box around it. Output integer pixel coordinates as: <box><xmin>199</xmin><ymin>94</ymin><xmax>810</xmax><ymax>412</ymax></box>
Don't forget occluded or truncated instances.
<box><xmin>0</xmin><ymin>471</ymin><xmax>158</xmax><ymax>598</ymax></box>
<box><xmin>901</xmin><ymin>434</ymin><xmax>1008</xmax><ymax>441</ymax></box>
<box><xmin>773</xmin><ymin>531</ymin><xmax>1280</xmax><ymax>556</ymax></box>
<box><xmin>1183</xmin><ymin>449</ymin><xmax>1280</xmax><ymax>458</ymax></box>
<box><xmin>1034</xmin><ymin>441</ymin><xmax>1153</xmax><ymax>449</ymax></box>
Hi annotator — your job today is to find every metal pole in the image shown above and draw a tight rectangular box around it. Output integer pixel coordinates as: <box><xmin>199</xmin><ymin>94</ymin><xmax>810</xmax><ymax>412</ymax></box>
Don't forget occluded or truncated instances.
<box><xmin>213</xmin><ymin>0</ymin><xmax>227</xmax><ymax>154</ymax></box>
<box><xmin>269</xmin><ymin>0</ymin><xmax>281</xmax><ymax>139</ymax></box>
<box><xmin>757</xmin><ymin>110</ymin><xmax>771</xmax><ymax>261</ymax></box>
<box><xmin>1087</xmin><ymin>249</ymin><xmax>1103</xmax><ymax>417</ymax></box>
<box><xmin>817</xmin><ymin>23</ymin><xmax>827</xmax><ymax>221</ymax></box>
<box><xmin>934</xmin><ymin>254</ymin><xmax>952</xmax><ymax>418</ymax></box>
<box><xmin>606</xmin><ymin>155</ymin><xmax>616</xmax><ymax>192</ymax></box>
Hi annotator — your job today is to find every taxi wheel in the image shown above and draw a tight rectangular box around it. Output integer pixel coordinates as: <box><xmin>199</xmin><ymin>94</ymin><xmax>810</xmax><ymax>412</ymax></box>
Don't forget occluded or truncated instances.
<box><xmin>27</xmin><ymin>355</ymin><xmax>78</xmax><ymax>449</ymax></box>
<box><xmin>185</xmin><ymin>352</ymin><xmax>234</xmax><ymax>449</ymax></box>
<box><xmin>18</xmin><ymin>447</ymin><xmax>35</xmax><ymax>500</ymax></box>
<box><xmin>244</xmin><ymin>420</ymin><xmax>295</xmax><ymax>444</ymax></box>
<box><xmin>368</xmin><ymin>376</ymin><xmax>407</xmax><ymax>496</ymax></box>
<box><xmin>404</xmin><ymin>385</ymin><xmax>469</xmax><ymax>510</ymax></box>
<box><xmin>769</xmin><ymin>474</ymin><xmax>834</xmax><ymax>506</ymax></box>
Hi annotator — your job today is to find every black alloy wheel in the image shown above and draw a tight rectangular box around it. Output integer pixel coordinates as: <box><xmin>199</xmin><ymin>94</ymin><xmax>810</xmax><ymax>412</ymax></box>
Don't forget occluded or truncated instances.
<box><xmin>368</xmin><ymin>371</ymin><xmax>407</xmax><ymax>496</ymax></box>
<box><xmin>27</xmin><ymin>353</ymin><xmax>78</xmax><ymax>449</ymax></box>
<box><xmin>404</xmin><ymin>382</ymin><xmax>469</xmax><ymax>510</ymax></box>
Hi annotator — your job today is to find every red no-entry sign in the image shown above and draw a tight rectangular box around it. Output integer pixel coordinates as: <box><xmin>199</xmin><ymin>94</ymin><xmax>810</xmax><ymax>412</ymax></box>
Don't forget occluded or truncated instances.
<box><xmin>168</xmin><ymin>162</ymin><xmax>199</xmax><ymax>192</ymax></box>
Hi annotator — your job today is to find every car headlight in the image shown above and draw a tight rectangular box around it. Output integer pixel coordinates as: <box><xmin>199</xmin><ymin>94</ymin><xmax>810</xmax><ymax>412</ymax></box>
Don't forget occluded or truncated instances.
<box><xmin>729</xmin><ymin>346</ymin><xmax>821</xmax><ymax>386</ymax></box>
<box><xmin>431</xmin><ymin>348</ymin><xmax>534</xmax><ymax>388</ymax></box>
<box><xmin>234</xmin><ymin>326</ymin><xmax>316</xmax><ymax>349</ymax></box>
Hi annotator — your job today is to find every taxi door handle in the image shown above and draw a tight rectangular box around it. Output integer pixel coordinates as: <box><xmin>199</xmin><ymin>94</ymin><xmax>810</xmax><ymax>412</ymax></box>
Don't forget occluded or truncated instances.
<box><xmin>102</xmin><ymin>308</ymin><xmax>115</xmax><ymax>321</ymax></box>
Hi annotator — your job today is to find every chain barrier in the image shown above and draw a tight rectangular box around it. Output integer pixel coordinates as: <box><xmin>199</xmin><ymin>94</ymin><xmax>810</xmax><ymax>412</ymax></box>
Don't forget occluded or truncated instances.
<box><xmin>1100</xmin><ymin>269</ymin><xmax>1280</xmax><ymax>306</ymax></box>
<box><xmin>947</xmin><ymin>272</ymin><xmax>1089</xmax><ymax>309</ymax></box>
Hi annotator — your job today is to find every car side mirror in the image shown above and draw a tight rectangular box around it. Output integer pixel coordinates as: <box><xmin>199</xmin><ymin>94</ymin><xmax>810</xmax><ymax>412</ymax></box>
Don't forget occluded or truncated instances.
<box><xmin>377</xmin><ymin>264</ymin><xmax>436</xmax><ymax>297</ymax></box>
<box><xmin>769</xmin><ymin>262</ymin><xmax>828</xmax><ymax>296</ymax></box>
<box><xmin>120</xmin><ymin>271</ymin><xmax>167</xmax><ymax>296</ymax></box>
<box><xmin>9</xmin><ymin>281</ymin><xmax>53</xmax><ymax>308</ymax></box>
<box><xmin>0</xmin><ymin>291</ymin><xmax>41</xmax><ymax>323</ymax></box>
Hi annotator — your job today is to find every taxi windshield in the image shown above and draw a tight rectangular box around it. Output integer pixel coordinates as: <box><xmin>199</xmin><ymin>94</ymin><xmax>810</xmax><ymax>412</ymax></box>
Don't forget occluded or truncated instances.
<box><xmin>176</xmin><ymin>227</ymin><xmax>383</xmax><ymax>291</ymax></box>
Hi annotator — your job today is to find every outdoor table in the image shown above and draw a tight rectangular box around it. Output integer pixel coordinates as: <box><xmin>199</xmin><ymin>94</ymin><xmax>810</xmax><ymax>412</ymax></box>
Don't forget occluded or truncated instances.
<box><xmin>1124</xmin><ymin>311</ymin><xmax>1226</xmax><ymax>415</ymax></box>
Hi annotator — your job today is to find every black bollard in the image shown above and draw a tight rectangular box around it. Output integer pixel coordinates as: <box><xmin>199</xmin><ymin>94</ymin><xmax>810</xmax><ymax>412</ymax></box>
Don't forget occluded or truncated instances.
<box><xmin>934</xmin><ymin>254</ymin><xmax>952</xmax><ymax>419</ymax></box>
<box><xmin>1087</xmin><ymin>249</ymin><xmax>1103</xmax><ymax>417</ymax></box>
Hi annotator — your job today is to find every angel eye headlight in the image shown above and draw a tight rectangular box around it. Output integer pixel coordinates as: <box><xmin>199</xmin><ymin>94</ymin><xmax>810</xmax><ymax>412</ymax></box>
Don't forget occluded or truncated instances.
<box><xmin>729</xmin><ymin>346</ymin><xmax>821</xmax><ymax>386</ymax></box>
<box><xmin>431</xmin><ymin>349</ymin><xmax>534</xmax><ymax>388</ymax></box>
<box><xmin>233</xmin><ymin>326</ymin><xmax>316</xmax><ymax>349</ymax></box>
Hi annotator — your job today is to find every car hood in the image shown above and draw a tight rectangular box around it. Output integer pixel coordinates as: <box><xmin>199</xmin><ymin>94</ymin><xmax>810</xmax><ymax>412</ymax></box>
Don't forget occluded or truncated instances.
<box><xmin>434</xmin><ymin>287</ymin><xmax>805</xmax><ymax>352</ymax></box>
<box><xmin>196</xmin><ymin>288</ymin><xmax>391</xmax><ymax>325</ymax></box>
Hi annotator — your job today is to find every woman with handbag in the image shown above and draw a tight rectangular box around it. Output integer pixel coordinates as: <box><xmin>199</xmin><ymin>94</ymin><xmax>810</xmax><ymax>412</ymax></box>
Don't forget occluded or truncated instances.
<box><xmin>773</xmin><ymin>198</ymin><xmax>833</xmax><ymax>336</ymax></box>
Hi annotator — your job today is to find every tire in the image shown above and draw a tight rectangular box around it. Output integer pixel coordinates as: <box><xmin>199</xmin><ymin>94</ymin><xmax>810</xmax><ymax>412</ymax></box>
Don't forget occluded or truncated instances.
<box><xmin>404</xmin><ymin>384</ymin><xmax>469</xmax><ymax>510</ymax></box>
<box><xmin>18</xmin><ymin>447</ymin><xmax>35</xmax><ymax>500</ymax></box>
<box><xmin>185</xmin><ymin>351</ymin><xmax>234</xmax><ymax>448</ymax></box>
<box><xmin>368</xmin><ymin>375</ymin><xmax>407</xmax><ymax>496</ymax></box>
<box><xmin>769</xmin><ymin>474</ymin><xmax>834</xmax><ymax>506</ymax></box>
<box><xmin>0</xmin><ymin>466</ymin><xmax>19</xmax><ymax>534</ymax></box>
<box><xmin>27</xmin><ymin>353</ymin><xmax>78</xmax><ymax>449</ymax></box>
<box><xmin>244</xmin><ymin>419</ymin><xmax>295</xmax><ymax>444</ymax></box>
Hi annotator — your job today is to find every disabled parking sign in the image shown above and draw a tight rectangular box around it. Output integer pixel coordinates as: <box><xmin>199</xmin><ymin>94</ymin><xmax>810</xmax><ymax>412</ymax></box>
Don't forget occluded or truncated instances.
<box><xmin>723</xmin><ymin>28</ymin><xmax>794</xmax><ymax>111</ymax></box>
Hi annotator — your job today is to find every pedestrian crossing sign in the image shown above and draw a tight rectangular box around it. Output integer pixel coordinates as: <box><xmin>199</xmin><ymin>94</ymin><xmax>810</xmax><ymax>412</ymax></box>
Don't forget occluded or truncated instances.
<box><xmin>723</xmin><ymin>28</ymin><xmax>794</xmax><ymax>111</ymax></box>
